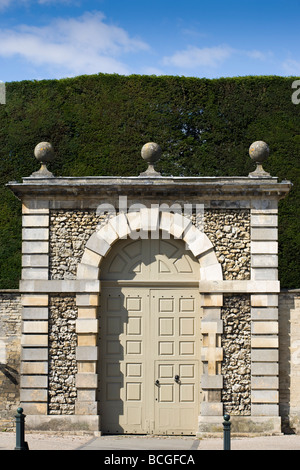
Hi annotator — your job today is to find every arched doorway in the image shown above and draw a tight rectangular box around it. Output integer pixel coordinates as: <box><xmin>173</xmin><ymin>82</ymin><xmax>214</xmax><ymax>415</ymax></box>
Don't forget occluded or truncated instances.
<box><xmin>98</xmin><ymin>236</ymin><xmax>202</xmax><ymax>435</ymax></box>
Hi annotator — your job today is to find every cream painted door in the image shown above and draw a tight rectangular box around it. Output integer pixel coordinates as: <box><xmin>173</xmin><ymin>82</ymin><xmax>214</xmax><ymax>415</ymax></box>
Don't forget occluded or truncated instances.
<box><xmin>99</xmin><ymin>286</ymin><xmax>201</xmax><ymax>435</ymax></box>
<box><xmin>99</xmin><ymin>287</ymin><xmax>150</xmax><ymax>434</ymax></box>
<box><xmin>99</xmin><ymin>236</ymin><xmax>201</xmax><ymax>434</ymax></box>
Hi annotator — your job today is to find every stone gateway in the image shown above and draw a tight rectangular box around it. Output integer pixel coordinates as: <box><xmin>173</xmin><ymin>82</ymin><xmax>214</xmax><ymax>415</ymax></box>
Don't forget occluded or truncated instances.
<box><xmin>3</xmin><ymin>141</ymin><xmax>294</xmax><ymax>435</ymax></box>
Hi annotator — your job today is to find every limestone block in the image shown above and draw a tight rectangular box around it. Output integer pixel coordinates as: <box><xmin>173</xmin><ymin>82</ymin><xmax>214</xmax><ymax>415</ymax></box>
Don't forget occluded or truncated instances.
<box><xmin>21</xmin><ymin>334</ymin><xmax>48</xmax><ymax>347</ymax></box>
<box><xmin>189</xmin><ymin>233</ymin><xmax>213</xmax><ymax>258</ymax></box>
<box><xmin>76</xmin><ymin>319</ymin><xmax>98</xmax><ymax>334</ymax></box>
<box><xmin>251</xmin><ymin>215</ymin><xmax>278</xmax><ymax>227</ymax></box>
<box><xmin>201</xmin><ymin>320</ymin><xmax>223</xmax><ymax>334</ymax></box>
<box><xmin>251</xmin><ymin>227</ymin><xmax>278</xmax><ymax>240</ymax></box>
<box><xmin>22</xmin><ymin>199</ymin><xmax>49</xmax><ymax>214</ymax></box>
<box><xmin>251</xmin><ymin>295</ymin><xmax>278</xmax><ymax>307</ymax></box>
<box><xmin>21</xmin><ymin>279</ymin><xmax>100</xmax><ymax>293</ymax></box>
<box><xmin>20</xmin><ymin>403</ymin><xmax>48</xmax><ymax>415</ymax></box>
<box><xmin>21</xmin><ymin>348</ymin><xmax>48</xmax><ymax>361</ymax></box>
<box><xmin>126</xmin><ymin>211</ymin><xmax>142</xmax><ymax>233</ymax></box>
<box><xmin>23</xmin><ymin>321</ymin><xmax>48</xmax><ymax>334</ymax></box>
<box><xmin>251</xmin><ymin>376</ymin><xmax>278</xmax><ymax>389</ymax></box>
<box><xmin>22</xmin><ymin>215</ymin><xmax>49</xmax><ymax>227</ymax></box>
<box><xmin>22</xmin><ymin>228</ymin><xmax>49</xmax><ymax>240</ymax></box>
<box><xmin>140</xmin><ymin>207</ymin><xmax>159</xmax><ymax>234</ymax></box>
<box><xmin>77</xmin><ymin>390</ymin><xmax>97</xmax><ymax>402</ymax></box>
<box><xmin>251</xmin><ymin>404</ymin><xmax>279</xmax><ymax>416</ymax></box>
<box><xmin>78</xmin><ymin>361</ymin><xmax>97</xmax><ymax>372</ymax></box>
<box><xmin>252</xmin><ymin>390</ymin><xmax>279</xmax><ymax>404</ymax></box>
<box><xmin>97</xmin><ymin>223</ymin><xmax>118</xmax><ymax>246</ymax></box>
<box><xmin>22</xmin><ymin>307</ymin><xmax>48</xmax><ymax>320</ymax></box>
<box><xmin>251</xmin><ymin>241</ymin><xmax>278</xmax><ymax>254</ymax></box>
<box><xmin>86</xmin><ymin>232</ymin><xmax>111</xmax><ymax>256</ymax></box>
<box><xmin>251</xmin><ymin>349</ymin><xmax>278</xmax><ymax>362</ymax></box>
<box><xmin>201</xmin><ymin>294</ymin><xmax>223</xmax><ymax>307</ymax></box>
<box><xmin>22</xmin><ymin>241</ymin><xmax>49</xmax><ymax>254</ymax></box>
<box><xmin>251</xmin><ymin>200</ymin><xmax>277</xmax><ymax>210</ymax></box>
<box><xmin>159</xmin><ymin>211</ymin><xmax>173</xmax><ymax>237</ymax></box>
<box><xmin>198</xmin><ymin>248</ymin><xmax>218</xmax><ymax>267</ymax></box>
<box><xmin>21</xmin><ymin>375</ymin><xmax>48</xmax><ymax>389</ymax></box>
<box><xmin>22</xmin><ymin>255</ymin><xmax>49</xmax><ymax>267</ymax></box>
<box><xmin>81</xmin><ymin>249</ymin><xmax>102</xmax><ymax>267</ymax></box>
<box><xmin>251</xmin><ymin>335</ymin><xmax>278</xmax><ymax>348</ymax></box>
<box><xmin>251</xmin><ymin>255</ymin><xmax>278</xmax><ymax>268</ymax></box>
<box><xmin>22</xmin><ymin>268</ymin><xmax>49</xmax><ymax>280</ymax></box>
<box><xmin>20</xmin><ymin>389</ymin><xmax>48</xmax><ymax>402</ymax></box>
<box><xmin>76</xmin><ymin>346</ymin><xmax>98</xmax><ymax>361</ymax></box>
<box><xmin>201</xmin><ymin>374</ymin><xmax>223</xmax><ymax>389</ymax></box>
<box><xmin>200</xmin><ymin>263</ymin><xmax>222</xmax><ymax>281</ymax></box>
<box><xmin>76</xmin><ymin>263</ymin><xmax>99</xmax><ymax>280</ymax></box>
<box><xmin>76</xmin><ymin>294</ymin><xmax>99</xmax><ymax>307</ymax></box>
<box><xmin>21</xmin><ymin>294</ymin><xmax>48</xmax><ymax>307</ymax></box>
<box><xmin>251</xmin><ymin>307</ymin><xmax>278</xmax><ymax>320</ymax></box>
<box><xmin>251</xmin><ymin>362</ymin><xmax>279</xmax><ymax>375</ymax></box>
<box><xmin>251</xmin><ymin>321</ymin><xmax>278</xmax><ymax>335</ymax></box>
<box><xmin>21</xmin><ymin>361</ymin><xmax>48</xmax><ymax>375</ymax></box>
<box><xmin>201</xmin><ymin>402</ymin><xmax>223</xmax><ymax>416</ymax></box>
<box><xmin>183</xmin><ymin>224</ymin><xmax>199</xmax><ymax>245</ymax></box>
<box><xmin>77</xmin><ymin>307</ymin><xmax>98</xmax><ymax>319</ymax></box>
<box><xmin>75</xmin><ymin>401</ymin><xmax>98</xmax><ymax>415</ymax></box>
<box><xmin>76</xmin><ymin>373</ymin><xmax>98</xmax><ymax>389</ymax></box>
<box><xmin>109</xmin><ymin>213</ymin><xmax>130</xmax><ymax>239</ymax></box>
<box><xmin>171</xmin><ymin>213</ymin><xmax>191</xmax><ymax>239</ymax></box>
<box><xmin>202</xmin><ymin>308</ymin><xmax>222</xmax><ymax>321</ymax></box>
<box><xmin>251</xmin><ymin>268</ymin><xmax>278</xmax><ymax>280</ymax></box>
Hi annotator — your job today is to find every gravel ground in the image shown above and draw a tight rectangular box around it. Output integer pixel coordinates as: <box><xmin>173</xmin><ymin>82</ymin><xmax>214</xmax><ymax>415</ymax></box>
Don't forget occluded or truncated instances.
<box><xmin>2</xmin><ymin>431</ymin><xmax>300</xmax><ymax>451</ymax></box>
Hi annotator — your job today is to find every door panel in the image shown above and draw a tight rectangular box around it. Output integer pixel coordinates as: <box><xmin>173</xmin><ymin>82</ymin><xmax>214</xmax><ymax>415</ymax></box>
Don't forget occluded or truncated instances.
<box><xmin>152</xmin><ymin>289</ymin><xmax>201</xmax><ymax>434</ymax></box>
<box><xmin>99</xmin><ymin>288</ymin><xmax>149</xmax><ymax>434</ymax></box>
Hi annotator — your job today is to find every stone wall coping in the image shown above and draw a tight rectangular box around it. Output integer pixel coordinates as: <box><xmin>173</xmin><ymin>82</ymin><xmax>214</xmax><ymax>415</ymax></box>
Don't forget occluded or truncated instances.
<box><xmin>7</xmin><ymin>176</ymin><xmax>292</xmax><ymax>200</ymax></box>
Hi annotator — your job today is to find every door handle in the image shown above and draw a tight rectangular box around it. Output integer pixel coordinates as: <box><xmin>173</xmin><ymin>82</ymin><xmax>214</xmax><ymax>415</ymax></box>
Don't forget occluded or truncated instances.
<box><xmin>174</xmin><ymin>375</ymin><xmax>180</xmax><ymax>383</ymax></box>
<box><xmin>155</xmin><ymin>379</ymin><xmax>160</xmax><ymax>387</ymax></box>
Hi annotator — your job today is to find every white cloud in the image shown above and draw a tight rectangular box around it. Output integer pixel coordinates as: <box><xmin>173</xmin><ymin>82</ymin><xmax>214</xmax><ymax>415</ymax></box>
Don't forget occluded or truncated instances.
<box><xmin>163</xmin><ymin>45</ymin><xmax>235</xmax><ymax>69</ymax></box>
<box><xmin>0</xmin><ymin>0</ymin><xmax>12</xmax><ymax>8</ymax></box>
<box><xmin>282</xmin><ymin>58</ymin><xmax>300</xmax><ymax>75</ymax></box>
<box><xmin>0</xmin><ymin>11</ymin><xmax>150</xmax><ymax>77</ymax></box>
<box><xmin>162</xmin><ymin>44</ymin><xmax>274</xmax><ymax>73</ymax></box>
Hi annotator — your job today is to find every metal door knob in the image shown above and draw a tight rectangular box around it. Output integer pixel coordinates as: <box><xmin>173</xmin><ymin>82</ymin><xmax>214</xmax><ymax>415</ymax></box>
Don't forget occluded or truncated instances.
<box><xmin>174</xmin><ymin>375</ymin><xmax>180</xmax><ymax>383</ymax></box>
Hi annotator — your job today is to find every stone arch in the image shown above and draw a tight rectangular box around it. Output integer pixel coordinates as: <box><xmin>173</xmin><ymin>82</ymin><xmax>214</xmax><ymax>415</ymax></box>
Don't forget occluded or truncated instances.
<box><xmin>75</xmin><ymin>208</ymin><xmax>224</xmax><ymax>425</ymax></box>
<box><xmin>76</xmin><ymin>209</ymin><xmax>223</xmax><ymax>281</ymax></box>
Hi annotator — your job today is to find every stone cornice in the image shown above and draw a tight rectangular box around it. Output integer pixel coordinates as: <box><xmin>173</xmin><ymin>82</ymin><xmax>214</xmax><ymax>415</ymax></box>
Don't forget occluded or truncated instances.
<box><xmin>7</xmin><ymin>175</ymin><xmax>292</xmax><ymax>200</ymax></box>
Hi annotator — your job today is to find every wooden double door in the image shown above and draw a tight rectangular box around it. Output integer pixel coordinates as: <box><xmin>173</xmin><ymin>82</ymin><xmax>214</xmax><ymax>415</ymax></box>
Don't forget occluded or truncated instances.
<box><xmin>98</xmin><ymin>287</ymin><xmax>201</xmax><ymax>435</ymax></box>
<box><xmin>98</xmin><ymin>237</ymin><xmax>202</xmax><ymax>435</ymax></box>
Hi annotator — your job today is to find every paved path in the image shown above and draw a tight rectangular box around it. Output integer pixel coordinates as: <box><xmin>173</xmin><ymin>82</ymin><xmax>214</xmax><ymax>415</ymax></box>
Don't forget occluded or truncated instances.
<box><xmin>2</xmin><ymin>431</ymin><xmax>300</xmax><ymax>451</ymax></box>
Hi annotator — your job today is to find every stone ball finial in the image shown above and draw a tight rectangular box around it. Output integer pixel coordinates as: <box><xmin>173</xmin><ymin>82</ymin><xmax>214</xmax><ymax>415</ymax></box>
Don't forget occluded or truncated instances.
<box><xmin>249</xmin><ymin>141</ymin><xmax>269</xmax><ymax>163</ymax></box>
<box><xmin>31</xmin><ymin>141</ymin><xmax>54</xmax><ymax>178</ymax></box>
<box><xmin>34</xmin><ymin>142</ymin><xmax>55</xmax><ymax>163</ymax></box>
<box><xmin>140</xmin><ymin>142</ymin><xmax>162</xmax><ymax>177</ymax></box>
<box><xmin>141</xmin><ymin>142</ymin><xmax>162</xmax><ymax>164</ymax></box>
<box><xmin>248</xmin><ymin>140</ymin><xmax>271</xmax><ymax>178</ymax></box>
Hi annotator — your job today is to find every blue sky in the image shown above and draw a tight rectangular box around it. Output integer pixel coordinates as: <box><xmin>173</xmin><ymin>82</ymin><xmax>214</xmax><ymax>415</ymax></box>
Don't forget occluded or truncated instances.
<box><xmin>0</xmin><ymin>0</ymin><xmax>300</xmax><ymax>82</ymax></box>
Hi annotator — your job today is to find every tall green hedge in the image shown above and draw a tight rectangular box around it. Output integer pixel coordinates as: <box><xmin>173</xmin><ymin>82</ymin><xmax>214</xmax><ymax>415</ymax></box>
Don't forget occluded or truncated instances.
<box><xmin>0</xmin><ymin>74</ymin><xmax>299</xmax><ymax>288</ymax></box>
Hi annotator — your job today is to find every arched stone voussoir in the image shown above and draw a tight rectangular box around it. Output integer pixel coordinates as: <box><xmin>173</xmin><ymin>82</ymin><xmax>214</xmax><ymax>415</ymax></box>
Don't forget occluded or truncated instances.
<box><xmin>85</xmin><ymin>231</ymin><xmax>113</xmax><ymax>257</ymax></box>
<box><xmin>169</xmin><ymin>212</ymin><xmax>192</xmax><ymax>239</ymax></box>
<box><xmin>109</xmin><ymin>213</ymin><xmax>130</xmax><ymax>239</ymax></box>
<box><xmin>187</xmin><ymin>231</ymin><xmax>214</xmax><ymax>258</ymax></box>
<box><xmin>200</xmin><ymin>262</ymin><xmax>223</xmax><ymax>281</ymax></box>
<box><xmin>77</xmin><ymin>262</ymin><xmax>100</xmax><ymax>280</ymax></box>
<box><xmin>126</xmin><ymin>207</ymin><xmax>160</xmax><ymax>235</ymax></box>
<box><xmin>79</xmin><ymin>209</ymin><xmax>222</xmax><ymax>282</ymax></box>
